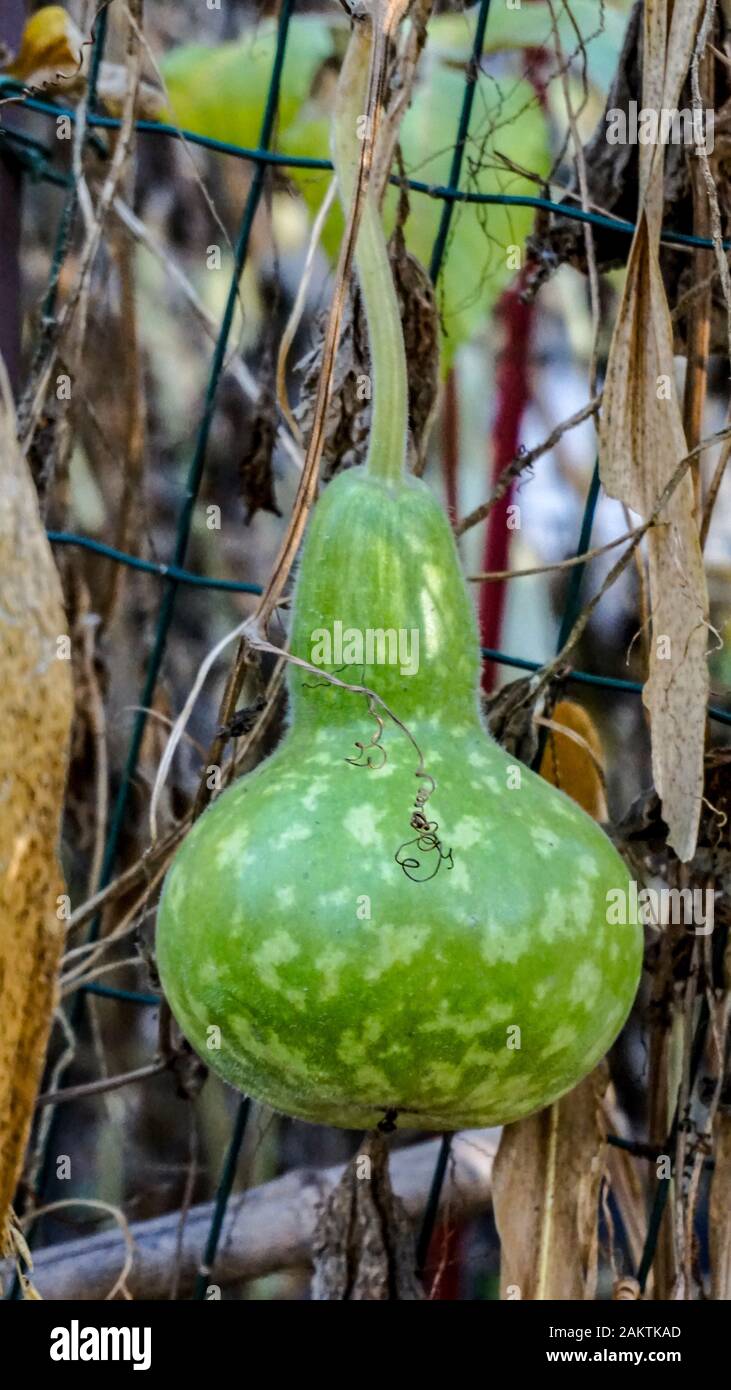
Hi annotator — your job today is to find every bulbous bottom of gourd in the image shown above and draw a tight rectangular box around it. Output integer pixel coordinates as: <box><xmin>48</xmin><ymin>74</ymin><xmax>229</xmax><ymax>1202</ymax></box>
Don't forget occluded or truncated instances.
<box><xmin>156</xmin><ymin>719</ymin><xmax>642</xmax><ymax>1131</ymax></box>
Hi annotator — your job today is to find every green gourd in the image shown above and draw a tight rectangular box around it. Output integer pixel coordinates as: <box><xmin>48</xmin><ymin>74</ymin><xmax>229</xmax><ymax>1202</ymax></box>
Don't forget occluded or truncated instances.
<box><xmin>156</xmin><ymin>24</ymin><xmax>641</xmax><ymax>1132</ymax></box>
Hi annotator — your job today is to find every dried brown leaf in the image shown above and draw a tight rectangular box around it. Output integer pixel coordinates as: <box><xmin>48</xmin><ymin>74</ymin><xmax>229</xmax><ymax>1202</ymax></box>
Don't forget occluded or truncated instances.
<box><xmin>311</xmin><ymin>1132</ymin><xmax>424</xmax><ymax>1301</ymax></box>
<box><xmin>599</xmin><ymin>0</ymin><xmax>710</xmax><ymax>863</ymax></box>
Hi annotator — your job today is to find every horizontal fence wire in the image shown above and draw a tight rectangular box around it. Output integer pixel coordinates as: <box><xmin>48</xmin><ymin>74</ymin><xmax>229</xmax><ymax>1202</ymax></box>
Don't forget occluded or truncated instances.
<box><xmin>12</xmin><ymin>0</ymin><xmax>727</xmax><ymax>1301</ymax></box>
<box><xmin>1</xmin><ymin>78</ymin><xmax>730</xmax><ymax>253</ymax></box>
<box><xmin>47</xmin><ymin>528</ymin><xmax>731</xmax><ymax>726</ymax></box>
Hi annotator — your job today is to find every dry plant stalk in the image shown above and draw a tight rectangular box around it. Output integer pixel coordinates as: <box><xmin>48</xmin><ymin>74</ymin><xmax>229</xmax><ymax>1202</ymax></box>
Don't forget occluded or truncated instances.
<box><xmin>493</xmin><ymin>1064</ymin><xmax>609</xmax><ymax>1300</ymax></box>
<box><xmin>598</xmin><ymin>0</ymin><xmax>710</xmax><ymax>863</ymax></box>
<box><xmin>710</xmin><ymin>1109</ymin><xmax>731</xmax><ymax>1299</ymax></box>
<box><xmin>0</xmin><ymin>362</ymin><xmax>73</xmax><ymax>1231</ymax></box>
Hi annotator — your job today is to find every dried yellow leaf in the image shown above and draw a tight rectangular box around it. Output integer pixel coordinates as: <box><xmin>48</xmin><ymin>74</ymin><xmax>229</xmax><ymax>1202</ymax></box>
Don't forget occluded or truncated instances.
<box><xmin>0</xmin><ymin>364</ymin><xmax>73</xmax><ymax>1234</ymax></box>
<box><xmin>5</xmin><ymin>5</ymin><xmax>84</xmax><ymax>87</ymax></box>
<box><xmin>4</xmin><ymin>6</ymin><xmax>165</xmax><ymax>121</ymax></box>
<box><xmin>538</xmin><ymin>699</ymin><xmax>607</xmax><ymax>821</ymax></box>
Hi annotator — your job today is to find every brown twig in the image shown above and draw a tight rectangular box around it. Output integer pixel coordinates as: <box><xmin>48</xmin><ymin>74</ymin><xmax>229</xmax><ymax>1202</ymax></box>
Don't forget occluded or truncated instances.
<box><xmin>8</xmin><ymin>1131</ymin><xmax>497</xmax><ymax>1299</ymax></box>
<box><xmin>700</xmin><ymin>432</ymin><xmax>731</xmax><ymax>548</ymax></box>
<box><xmin>20</xmin><ymin>0</ymin><xmax>145</xmax><ymax>459</ymax></box>
<box><xmin>36</xmin><ymin>1059</ymin><xmax>167</xmax><ymax>1110</ymax></box>
<box><xmin>522</xmin><ymin>420</ymin><xmax>731</xmax><ymax>707</ymax></box>
<box><xmin>455</xmin><ymin>394</ymin><xmax>601</xmax><ymax>536</ymax></box>
<box><xmin>468</xmin><ymin>524</ymin><xmax>643</xmax><ymax>583</ymax></box>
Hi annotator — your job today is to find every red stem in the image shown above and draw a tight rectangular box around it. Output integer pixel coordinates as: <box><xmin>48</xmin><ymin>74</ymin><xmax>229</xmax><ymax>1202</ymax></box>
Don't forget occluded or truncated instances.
<box><xmin>479</xmin><ymin>277</ymin><xmax>534</xmax><ymax>691</ymax></box>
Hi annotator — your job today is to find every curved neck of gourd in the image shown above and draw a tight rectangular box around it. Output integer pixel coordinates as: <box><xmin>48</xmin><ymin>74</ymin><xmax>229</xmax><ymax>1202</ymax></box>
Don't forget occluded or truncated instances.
<box><xmin>331</xmin><ymin>23</ymin><xmax>408</xmax><ymax>488</ymax></box>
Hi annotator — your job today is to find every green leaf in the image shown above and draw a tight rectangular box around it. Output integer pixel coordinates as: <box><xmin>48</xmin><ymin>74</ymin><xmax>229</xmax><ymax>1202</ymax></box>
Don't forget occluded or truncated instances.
<box><xmin>285</xmin><ymin>66</ymin><xmax>551</xmax><ymax>368</ymax></box>
<box><xmin>163</xmin><ymin>9</ymin><xmax>638</xmax><ymax>361</ymax></box>
<box><xmin>431</xmin><ymin>0</ymin><xmax>629</xmax><ymax>95</ymax></box>
<box><xmin>161</xmin><ymin>17</ymin><xmax>336</xmax><ymax>152</ymax></box>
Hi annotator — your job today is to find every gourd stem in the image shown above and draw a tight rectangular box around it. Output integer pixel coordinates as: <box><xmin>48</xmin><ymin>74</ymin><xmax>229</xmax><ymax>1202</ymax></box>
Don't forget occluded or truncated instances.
<box><xmin>331</xmin><ymin>23</ymin><xmax>408</xmax><ymax>487</ymax></box>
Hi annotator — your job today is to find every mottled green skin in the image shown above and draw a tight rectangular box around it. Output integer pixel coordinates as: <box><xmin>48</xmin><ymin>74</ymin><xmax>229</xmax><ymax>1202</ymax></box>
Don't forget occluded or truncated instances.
<box><xmin>157</xmin><ymin>470</ymin><xmax>642</xmax><ymax>1130</ymax></box>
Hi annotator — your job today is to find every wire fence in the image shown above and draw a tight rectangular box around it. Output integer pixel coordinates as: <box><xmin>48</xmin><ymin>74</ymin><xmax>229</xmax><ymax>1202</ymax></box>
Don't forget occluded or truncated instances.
<box><xmin>6</xmin><ymin>0</ymin><xmax>727</xmax><ymax>1298</ymax></box>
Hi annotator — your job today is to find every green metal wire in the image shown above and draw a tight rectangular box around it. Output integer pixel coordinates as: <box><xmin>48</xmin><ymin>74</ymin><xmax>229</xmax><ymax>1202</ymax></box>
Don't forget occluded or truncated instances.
<box><xmin>84</xmin><ymin>982</ymin><xmax>160</xmax><ymax>1007</ymax></box>
<box><xmin>556</xmin><ymin>460</ymin><xmax>602</xmax><ymax>651</ymax></box>
<box><xmin>1</xmin><ymin>78</ymin><xmax>729</xmax><ymax>254</ymax></box>
<box><xmin>428</xmin><ymin>0</ymin><xmax>493</xmax><ymax>282</ymax></box>
<box><xmin>193</xmin><ymin>1098</ymin><xmax>251</xmax><ymax>1301</ymax></box>
<box><xmin>47</xmin><ymin>530</ymin><xmax>263</xmax><ymax>593</ymax></box>
<box><xmin>46</xmin><ymin>530</ymin><xmax>731</xmax><ymax>723</ymax></box>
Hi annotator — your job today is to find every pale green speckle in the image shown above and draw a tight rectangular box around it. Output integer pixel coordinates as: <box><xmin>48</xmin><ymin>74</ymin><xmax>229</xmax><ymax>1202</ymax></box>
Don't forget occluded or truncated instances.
<box><xmin>530</xmin><ymin>824</ymin><xmax>560</xmax><ymax>858</ymax></box>
<box><xmin>200</xmin><ymin>960</ymin><xmax>221</xmax><ymax>985</ymax></box>
<box><xmin>319</xmin><ymin>887</ymin><xmax>350</xmax><ymax>909</ymax></box>
<box><xmin>537</xmin><ymin>886</ymin><xmax>570</xmax><ymax>941</ymax></box>
<box><xmin>453</xmin><ymin>816</ymin><xmax>483</xmax><ymax>850</ymax></box>
<box><xmin>569</xmin><ymin>959</ymin><xmax>603</xmax><ymax>1007</ymax></box>
<box><xmin>301</xmin><ymin>780</ymin><xmax>327</xmax><ymax>812</ymax></box>
<box><xmin>449</xmin><ymin>859</ymin><xmax>471</xmax><ymax>894</ymax></box>
<box><xmin>250</xmin><ymin>931</ymin><xmax>305</xmax><ymax>1007</ymax></box>
<box><xmin>274</xmin><ymin>823</ymin><xmax>313</xmax><ymax>849</ymax></box>
<box><xmin>540</xmin><ymin>1023</ymin><xmax>579</xmax><ymax>1058</ymax></box>
<box><xmin>363</xmin><ymin>921</ymin><xmax>430</xmax><ymax>979</ymax></box>
<box><xmin>344</xmin><ymin>802</ymin><xmax>385</xmax><ymax>847</ymax></box>
<box><xmin>314</xmin><ymin>947</ymin><xmax>347</xmax><ymax>1000</ymax></box>
<box><xmin>578</xmin><ymin>853</ymin><xmax>601</xmax><ymax>880</ymax></box>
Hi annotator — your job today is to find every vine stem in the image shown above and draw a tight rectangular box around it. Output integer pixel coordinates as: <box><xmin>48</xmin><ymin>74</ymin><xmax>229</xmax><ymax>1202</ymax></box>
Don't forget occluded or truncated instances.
<box><xmin>331</xmin><ymin>15</ymin><xmax>409</xmax><ymax>487</ymax></box>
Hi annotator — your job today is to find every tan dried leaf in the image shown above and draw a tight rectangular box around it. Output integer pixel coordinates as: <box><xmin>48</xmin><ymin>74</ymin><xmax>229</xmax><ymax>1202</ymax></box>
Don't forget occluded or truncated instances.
<box><xmin>493</xmin><ymin>1064</ymin><xmax>609</xmax><ymax>1300</ymax></box>
<box><xmin>599</xmin><ymin>0</ymin><xmax>709</xmax><ymax>863</ymax></box>
<box><xmin>0</xmin><ymin>364</ymin><xmax>73</xmax><ymax>1231</ymax></box>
